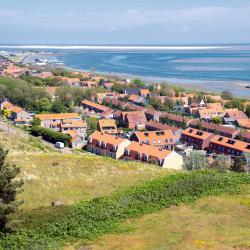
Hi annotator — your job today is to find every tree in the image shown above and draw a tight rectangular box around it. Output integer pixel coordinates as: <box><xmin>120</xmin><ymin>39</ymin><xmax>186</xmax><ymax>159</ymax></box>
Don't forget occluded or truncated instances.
<box><xmin>211</xmin><ymin>116</ymin><xmax>222</xmax><ymax>125</ymax></box>
<box><xmin>212</xmin><ymin>154</ymin><xmax>231</xmax><ymax>172</ymax></box>
<box><xmin>31</xmin><ymin>117</ymin><xmax>41</xmax><ymax>126</ymax></box>
<box><xmin>1</xmin><ymin>109</ymin><xmax>11</xmax><ymax>118</ymax></box>
<box><xmin>0</xmin><ymin>145</ymin><xmax>23</xmax><ymax>231</ymax></box>
<box><xmin>231</xmin><ymin>157</ymin><xmax>246</xmax><ymax>172</ymax></box>
<box><xmin>184</xmin><ymin>151</ymin><xmax>208</xmax><ymax>170</ymax></box>
<box><xmin>245</xmin><ymin>105</ymin><xmax>250</xmax><ymax>118</ymax></box>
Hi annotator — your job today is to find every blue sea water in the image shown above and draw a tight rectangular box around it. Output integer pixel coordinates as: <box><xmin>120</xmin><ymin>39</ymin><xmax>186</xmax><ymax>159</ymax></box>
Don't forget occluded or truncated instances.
<box><xmin>2</xmin><ymin>44</ymin><xmax>250</xmax><ymax>97</ymax></box>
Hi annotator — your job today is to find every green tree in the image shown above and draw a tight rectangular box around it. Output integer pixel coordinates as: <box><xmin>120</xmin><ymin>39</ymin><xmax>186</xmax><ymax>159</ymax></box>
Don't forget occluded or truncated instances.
<box><xmin>231</xmin><ymin>157</ymin><xmax>246</xmax><ymax>172</ymax></box>
<box><xmin>245</xmin><ymin>105</ymin><xmax>250</xmax><ymax>118</ymax></box>
<box><xmin>51</xmin><ymin>100</ymin><xmax>68</xmax><ymax>113</ymax></box>
<box><xmin>1</xmin><ymin>109</ymin><xmax>11</xmax><ymax>118</ymax></box>
<box><xmin>31</xmin><ymin>117</ymin><xmax>41</xmax><ymax>126</ymax></box>
<box><xmin>184</xmin><ymin>151</ymin><xmax>208</xmax><ymax>170</ymax></box>
<box><xmin>211</xmin><ymin>116</ymin><xmax>222</xmax><ymax>125</ymax></box>
<box><xmin>0</xmin><ymin>145</ymin><xmax>23</xmax><ymax>231</ymax></box>
<box><xmin>212</xmin><ymin>154</ymin><xmax>231</xmax><ymax>172</ymax></box>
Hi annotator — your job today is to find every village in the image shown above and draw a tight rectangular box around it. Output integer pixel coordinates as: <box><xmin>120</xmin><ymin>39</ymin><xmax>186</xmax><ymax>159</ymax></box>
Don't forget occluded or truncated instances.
<box><xmin>1</xmin><ymin>55</ymin><xmax>250</xmax><ymax>171</ymax></box>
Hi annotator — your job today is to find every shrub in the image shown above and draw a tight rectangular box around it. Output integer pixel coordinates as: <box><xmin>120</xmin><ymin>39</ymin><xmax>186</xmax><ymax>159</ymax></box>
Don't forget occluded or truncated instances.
<box><xmin>0</xmin><ymin>170</ymin><xmax>249</xmax><ymax>249</ymax></box>
<box><xmin>30</xmin><ymin>126</ymin><xmax>71</xmax><ymax>146</ymax></box>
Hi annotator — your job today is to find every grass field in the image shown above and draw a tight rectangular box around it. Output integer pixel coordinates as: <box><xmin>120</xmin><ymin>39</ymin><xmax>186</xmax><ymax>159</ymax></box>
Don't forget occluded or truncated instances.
<box><xmin>90</xmin><ymin>188</ymin><xmax>250</xmax><ymax>250</ymax></box>
<box><xmin>0</xmin><ymin>129</ymin><xmax>170</xmax><ymax>210</ymax></box>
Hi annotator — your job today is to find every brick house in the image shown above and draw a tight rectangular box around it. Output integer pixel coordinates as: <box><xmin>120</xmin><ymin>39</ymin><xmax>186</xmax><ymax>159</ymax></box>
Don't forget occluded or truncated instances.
<box><xmin>123</xmin><ymin>141</ymin><xmax>183</xmax><ymax>169</ymax></box>
<box><xmin>180</xmin><ymin>128</ymin><xmax>215</xmax><ymax>150</ymax></box>
<box><xmin>130</xmin><ymin>130</ymin><xmax>175</xmax><ymax>150</ymax></box>
<box><xmin>87</xmin><ymin>131</ymin><xmax>131</xmax><ymax>159</ymax></box>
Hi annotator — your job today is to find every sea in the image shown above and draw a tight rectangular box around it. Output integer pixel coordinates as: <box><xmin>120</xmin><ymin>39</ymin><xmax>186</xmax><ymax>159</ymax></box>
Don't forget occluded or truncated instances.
<box><xmin>1</xmin><ymin>44</ymin><xmax>250</xmax><ymax>98</ymax></box>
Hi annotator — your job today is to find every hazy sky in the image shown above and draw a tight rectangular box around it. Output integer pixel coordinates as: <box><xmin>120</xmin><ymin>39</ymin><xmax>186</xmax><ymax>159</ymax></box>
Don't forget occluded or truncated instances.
<box><xmin>0</xmin><ymin>0</ymin><xmax>250</xmax><ymax>44</ymax></box>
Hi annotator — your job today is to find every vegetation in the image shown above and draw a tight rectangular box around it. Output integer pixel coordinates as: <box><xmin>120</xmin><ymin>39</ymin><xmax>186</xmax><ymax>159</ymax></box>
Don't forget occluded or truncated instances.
<box><xmin>91</xmin><ymin>189</ymin><xmax>250</xmax><ymax>250</ymax></box>
<box><xmin>0</xmin><ymin>146</ymin><xmax>23</xmax><ymax>232</ymax></box>
<box><xmin>30</xmin><ymin>126</ymin><xmax>71</xmax><ymax>146</ymax></box>
<box><xmin>184</xmin><ymin>151</ymin><xmax>208</xmax><ymax>170</ymax></box>
<box><xmin>0</xmin><ymin>170</ymin><xmax>249</xmax><ymax>249</ymax></box>
<box><xmin>211</xmin><ymin>116</ymin><xmax>222</xmax><ymax>125</ymax></box>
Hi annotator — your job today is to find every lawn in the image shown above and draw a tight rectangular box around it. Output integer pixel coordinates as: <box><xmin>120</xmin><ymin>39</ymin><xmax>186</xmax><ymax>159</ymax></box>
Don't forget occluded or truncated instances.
<box><xmin>90</xmin><ymin>188</ymin><xmax>250</xmax><ymax>250</ymax></box>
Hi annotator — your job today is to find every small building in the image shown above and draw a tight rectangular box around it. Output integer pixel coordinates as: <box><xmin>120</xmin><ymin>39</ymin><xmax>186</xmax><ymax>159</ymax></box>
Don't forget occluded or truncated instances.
<box><xmin>241</xmin><ymin>131</ymin><xmax>250</xmax><ymax>143</ymax></box>
<box><xmin>144</xmin><ymin>109</ymin><xmax>161</xmax><ymax>122</ymax></box>
<box><xmin>146</xmin><ymin>120</ymin><xmax>182</xmax><ymax>142</ymax></box>
<box><xmin>97</xmin><ymin>119</ymin><xmax>118</xmax><ymax>134</ymax></box>
<box><xmin>198</xmin><ymin>109</ymin><xmax>225</xmax><ymax>120</ymax></box>
<box><xmin>130</xmin><ymin>130</ymin><xmax>175</xmax><ymax>150</ymax></box>
<box><xmin>60</xmin><ymin>119</ymin><xmax>87</xmax><ymax>137</ymax></box>
<box><xmin>180</xmin><ymin>128</ymin><xmax>215</xmax><ymax>150</ymax></box>
<box><xmin>236</xmin><ymin>119</ymin><xmax>250</xmax><ymax>130</ymax></box>
<box><xmin>189</xmin><ymin>120</ymin><xmax>239</xmax><ymax>139</ymax></box>
<box><xmin>123</xmin><ymin>111</ymin><xmax>147</xmax><ymax>130</ymax></box>
<box><xmin>35</xmin><ymin>113</ymin><xmax>80</xmax><ymax>128</ymax></box>
<box><xmin>82</xmin><ymin>100</ymin><xmax>109</xmax><ymax>113</ymax></box>
<box><xmin>209</xmin><ymin>135</ymin><xmax>250</xmax><ymax>157</ymax></box>
<box><xmin>87</xmin><ymin>131</ymin><xmax>131</xmax><ymax>159</ymax></box>
<box><xmin>225</xmin><ymin>110</ymin><xmax>248</xmax><ymax>120</ymax></box>
<box><xmin>123</xmin><ymin>141</ymin><xmax>183</xmax><ymax>169</ymax></box>
<box><xmin>139</xmin><ymin>89</ymin><xmax>150</xmax><ymax>99</ymax></box>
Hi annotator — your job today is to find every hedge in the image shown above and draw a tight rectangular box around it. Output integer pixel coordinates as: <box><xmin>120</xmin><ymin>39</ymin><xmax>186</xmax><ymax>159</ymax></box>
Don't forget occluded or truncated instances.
<box><xmin>30</xmin><ymin>126</ymin><xmax>71</xmax><ymax>146</ymax></box>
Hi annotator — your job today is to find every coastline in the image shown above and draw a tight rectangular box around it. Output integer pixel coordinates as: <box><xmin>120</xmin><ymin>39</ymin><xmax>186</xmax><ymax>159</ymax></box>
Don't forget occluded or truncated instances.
<box><xmin>65</xmin><ymin>65</ymin><xmax>250</xmax><ymax>99</ymax></box>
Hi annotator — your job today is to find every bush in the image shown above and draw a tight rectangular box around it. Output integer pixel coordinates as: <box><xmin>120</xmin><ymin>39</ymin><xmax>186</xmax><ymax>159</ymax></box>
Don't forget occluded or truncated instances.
<box><xmin>0</xmin><ymin>170</ymin><xmax>249</xmax><ymax>249</ymax></box>
<box><xmin>30</xmin><ymin>126</ymin><xmax>71</xmax><ymax>146</ymax></box>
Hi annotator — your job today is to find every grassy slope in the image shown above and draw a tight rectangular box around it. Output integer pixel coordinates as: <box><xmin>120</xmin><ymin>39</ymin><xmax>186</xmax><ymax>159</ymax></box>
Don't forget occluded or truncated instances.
<box><xmin>90</xmin><ymin>188</ymin><xmax>250</xmax><ymax>250</ymax></box>
<box><xmin>0</xmin><ymin>129</ymin><xmax>169</xmax><ymax>210</ymax></box>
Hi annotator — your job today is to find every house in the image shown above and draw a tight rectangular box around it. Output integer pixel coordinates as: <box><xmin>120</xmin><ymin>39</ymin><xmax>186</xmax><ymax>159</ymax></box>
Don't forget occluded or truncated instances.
<box><xmin>4</xmin><ymin>64</ymin><xmax>29</xmax><ymax>78</ymax></box>
<box><xmin>82</xmin><ymin>80</ymin><xmax>99</xmax><ymax>88</ymax></box>
<box><xmin>139</xmin><ymin>89</ymin><xmax>150</xmax><ymax>99</ymax></box>
<box><xmin>87</xmin><ymin>131</ymin><xmax>131</xmax><ymax>159</ymax></box>
<box><xmin>96</xmin><ymin>92</ymin><xmax>116</xmax><ymax>104</ymax></box>
<box><xmin>35</xmin><ymin>113</ymin><xmax>80</xmax><ymax>128</ymax></box>
<box><xmin>0</xmin><ymin>99</ymin><xmax>32</xmax><ymax>122</ymax></box>
<box><xmin>189</xmin><ymin>120</ymin><xmax>239</xmax><ymax>139</ymax></box>
<box><xmin>97</xmin><ymin>119</ymin><xmax>118</xmax><ymax>134</ymax></box>
<box><xmin>123</xmin><ymin>87</ymin><xmax>140</xmax><ymax>96</ymax></box>
<box><xmin>241</xmin><ymin>131</ymin><xmax>250</xmax><ymax>143</ymax></box>
<box><xmin>63</xmin><ymin>130</ymin><xmax>86</xmax><ymax>149</ymax></box>
<box><xmin>209</xmin><ymin>135</ymin><xmax>250</xmax><ymax>156</ymax></box>
<box><xmin>37</xmin><ymin>71</ymin><xmax>54</xmax><ymax>79</ymax></box>
<box><xmin>123</xmin><ymin>141</ymin><xmax>183</xmax><ymax>169</ymax></box>
<box><xmin>225</xmin><ymin>109</ymin><xmax>248</xmax><ymax>120</ymax></box>
<box><xmin>103</xmin><ymin>82</ymin><xmax>114</xmax><ymax>90</ymax></box>
<box><xmin>205</xmin><ymin>95</ymin><xmax>222</xmax><ymax>102</ymax></box>
<box><xmin>82</xmin><ymin>100</ymin><xmax>109</xmax><ymax>113</ymax></box>
<box><xmin>169</xmin><ymin>96</ymin><xmax>189</xmax><ymax>106</ymax></box>
<box><xmin>59</xmin><ymin>77</ymin><xmax>81</xmax><ymax>87</ymax></box>
<box><xmin>144</xmin><ymin>109</ymin><xmax>162</xmax><ymax>122</ymax></box>
<box><xmin>198</xmin><ymin>108</ymin><xmax>225</xmax><ymax>120</ymax></box>
<box><xmin>180</xmin><ymin>128</ymin><xmax>215</xmax><ymax>150</ymax></box>
<box><xmin>128</xmin><ymin>94</ymin><xmax>145</xmax><ymax>105</ymax></box>
<box><xmin>161</xmin><ymin>113</ymin><xmax>192</xmax><ymax>128</ymax></box>
<box><xmin>130</xmin><ymin>130</ymin><xmax>175</xmax><ymax>150</ymax></box>
<box><xmin>122</xmin><ymin>111</ymin><xmax>147</xmax><ymax>130</ymax></box>
<box><xmin>236</xmin><ymin>119</ymin><xmax>250</xmax><ymax>129</ymax></box>
<box><xmin>101</xmin><ymin>109</ymin><xmax>114</xmax><ymax>119</ymax></box>
<box><xmin>60</xmin><ymin>119</ymin><xmax>87</xmax><ymax>137</ymax></box>
<box><xmin>146</xmin><ymin>120</ymin><xmax>182</xmax><ymax>142</ymax></box>
<box><xmin>206</xmin><ymin>102</ymin><xmax>223</xmax><ymax>110</ymax></box>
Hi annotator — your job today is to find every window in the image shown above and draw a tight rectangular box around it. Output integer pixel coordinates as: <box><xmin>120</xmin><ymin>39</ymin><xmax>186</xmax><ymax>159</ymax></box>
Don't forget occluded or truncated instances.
<box><xmin>170</xmin><ymin>139</ymin><xmax>173</xmax><ymax>143</ymax></box>
<box><xmin>153</xmin><ymin>140</ymin><xmax>156</xmax><ymax>144</ymax></box>
<box><xmin>165</xmin><ymin>139</ymin><xmax>168</xmax><ymax>143</ymax></box>
<box><xmin>158</xmin><ymin>140</ymin><xmax>161</xmax><ymax>144</ymax></box>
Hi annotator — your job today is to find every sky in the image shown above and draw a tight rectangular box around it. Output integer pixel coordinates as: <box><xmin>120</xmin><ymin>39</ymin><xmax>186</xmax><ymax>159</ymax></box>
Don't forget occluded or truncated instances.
<box><xmin>0</xmin><ymin>0</ymin><xmax>250</xmax><ymax>45</ymax></box>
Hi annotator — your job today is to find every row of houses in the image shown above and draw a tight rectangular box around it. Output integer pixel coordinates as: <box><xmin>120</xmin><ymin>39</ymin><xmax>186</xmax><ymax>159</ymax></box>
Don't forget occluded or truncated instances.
<box><xmin>87</xmin><ymin>131</ymin><xmax>183</xmax><ymax>169</ymax></box>
<box><xmin>180</xmin><ymin>127</ymin><xmax>250</xmax><ymax>157</ymax></box>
